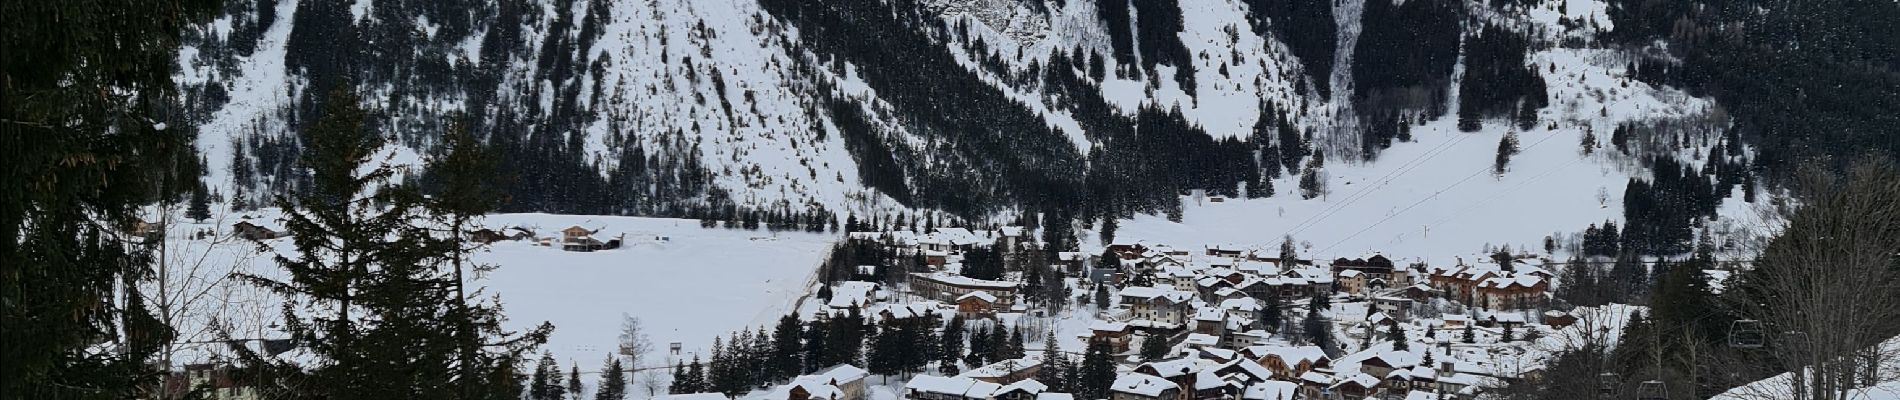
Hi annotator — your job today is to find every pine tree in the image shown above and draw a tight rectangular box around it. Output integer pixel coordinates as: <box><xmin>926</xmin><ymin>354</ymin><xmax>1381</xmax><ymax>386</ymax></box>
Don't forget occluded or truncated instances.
<box><xmin>941</xmin><ymin>315</ymin><xmax>966</xmax><ymax>368</ymax></box>
<box><xmin>1580</xmin><ymin>129</ymin><xmax>1599</xmax><ymax>155</ymax></box>
<box><xmin>531</xmin><ymin>353</ymin><xmax>566</xmax><ymax>400</ymax></box>
<box><xmin>1094</xmin><ymin>285</ymin><xmax>1111</xmax><ymax>309</ymax></box>
<box><xmin>1388</xmin><ymin>323</ymin><xmax>1409</xmax><ymax>351</ymax></box>
<box><xmin>1005</xmin><ymin>325</ymin><xmax>1027</xmax><ymax>359</ymax></box>
<box><xmin>1260</xmin><ymin>297</ymin><xmax>1284</xmax><ymax>332</ymax></box>
<box><xmin>241</xmin><ymin>87</ymin><xmax>549</xmax><ymax>398</ymax></box>
<box><xmin>4</xmin><ymin>1</ymin><xmax>218</xmax><ymax>394</ymax></box>
<box><xmin>770</xmin><ymin>315</ymin><xmax>804</xmax><ymax>382</ymax></box>
<box><xmin>1078</xmin><ymin>341</ymin><xmax>1117</xmax><ymax>400</ymax></box>
<box><xmin>1139</xmin><ymin>333</ymin><xmax>1169</xmax><ymax>361</ymax></box>
<box><xmin>568</xmin><ymin>364</ymin><xmax>584</xmax><ymax>400</ymax></box>
<box><xmin>596</xmin><ymin>357</ymin><xmax>626</xmax><ymax>400</ymax></box>
<box><xmin>1495</xmin><ymin>131</ymin><xmax>1521</xmax><ymax>175</ymax></box>
<box><xmin>966</xmin><ymin>325</ymin><xmax>990</xmax><ymax>366</ymax></box>
<box><xmin>186</xmin><ymin>184</ymin><xmax>212</xmax><ymax>222</ymax></box>
<box><xmin>1036</xmin><ymin>331</ymin><xmax>1068</xmax><ymax>391</ymax></box>
<box><xmin>987</xmin><ymin>323</ymin><xmax>1010</xmax><ymax>361</ymax></box>
<box><xmin>802</xmin><ymin>318</ymin><xmax>831</xmax><ymax>373</ymax></box>
<box><xmin>1462</xmin><ymin>324</ymin><xmax>1477</xmax><ymax>344</ymax></box>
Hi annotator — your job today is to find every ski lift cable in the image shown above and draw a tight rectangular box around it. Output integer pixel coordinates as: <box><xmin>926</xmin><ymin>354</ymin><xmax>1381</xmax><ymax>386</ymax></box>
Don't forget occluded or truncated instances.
<box><xmin>1383</xmin><ymin>155</ymin><xmax>1590</xmax><ymax>248</ymax></box>
<box><xmin>1277</xmin><ymin>130</ymin><xmax>1479</xmax><ymax>242</ymax></box>
<box><xmin>1313</xmin><ymin>131</ymin><xmax>1570</xmax><ymax>256</ymax></box>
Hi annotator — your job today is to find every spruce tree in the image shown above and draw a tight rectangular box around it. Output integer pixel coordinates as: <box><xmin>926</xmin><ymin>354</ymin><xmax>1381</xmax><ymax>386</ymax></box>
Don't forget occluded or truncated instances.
<box><xmin>4</xmin><ymin>0</ymin><xmax>218</xmax><ymax>396</ymax></box>
<box><xmin>1078</xmin><ymin>341</ymin><xmax>1117</xmax><ymax>400</ymax></box>
<box><xmin>940</xmin><ymin>315</ymin><xmax>966</xmax><ymax>367</ymax></box>
<box><xmin>596</xmin><ymin>357</ymin><xmax>626</xmax><ymax>400</ymax></box>
<box><xmin>1139</xmin><ymin>333</ymin><xmax>1169</xmax><ymax>361</ymax></box>
<box><xmin>531</xmin><ymin>353</ymin><xmax>565</xmax><ymax>400</ymax></box>
<box><xmin>1462</xmin><ymin>324</ymin><xmax>1477</xmax><ymax>344</ymax></box>
<box><xmin>1495</xmin><ymin>131</ymin><xmax>1521</xmax><ymax>175</ymax></box>
<box><xmin>568</xmin><ymin>364</ymin><xmax>584</xmax><ymax>400</ymax></box>
<box><xmin>1388</xmin><ymin>324</ymin><xmax>1409</xmax><ymax>351</ymax></box>
<box><xmin>802</xmin><ymin>318</ymin><xmax>831</xmax><ymax>372</ymax></box>
<box><xmin>770</xmin><ymin>315</ymin><xmax>804</xmax><ymax>382</ymax></box>
<box><xmin>1260</xmin><ymin>297</ymin><xmax>1284</xmax><ymax>332</ymax></box>
<box><xmin>186</xmin><ymin>184</ymin><xmax>212</xmax><ymax>222</ymax></box>
<box><xmin>1005</xmin><ymin>325</ymin><xmax>1027</xmax><ymax>359</ymax></box>
<box><xmin>1036</xmin><ymin>331</ymin><xmax>1068</xmax><ymax>391</ymax></box>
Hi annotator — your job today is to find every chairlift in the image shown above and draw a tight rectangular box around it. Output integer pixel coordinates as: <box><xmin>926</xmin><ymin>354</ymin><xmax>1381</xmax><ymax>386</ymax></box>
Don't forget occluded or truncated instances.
<box><xmin>1637</xmin><ymin>380</ymin><xmax>1668</xmax><ymax>400</ymax></box>
<box><xmin>1729</xmin><ymin>320</ymin><xmax>1765</xmax><ymax>348</ymax></box>
<box><xmin>1597</xmin><ymin>372</ymin><xmax>1620</xmax><ymax>393</ymax></box>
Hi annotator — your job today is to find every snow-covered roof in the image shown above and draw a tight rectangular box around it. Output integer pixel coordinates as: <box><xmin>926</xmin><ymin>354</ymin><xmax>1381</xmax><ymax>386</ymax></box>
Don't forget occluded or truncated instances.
<box><xmin>1241</xmin><ymin>381</ymin><xmax>1297</xmax><ymax>400</ymax></box>
<box><xmin>1331</xmin><ymin>373</ymin><xmax>1381</xmax><ymax>389</ymax></box>
<box><xmin>827</xmin><ymin>281</ymin><xmax>881</xmax><ymax>309</ymax></box>
<box><xmin>1184</xmin><ymin>333</ymin><xmax>1220</xmax><ymax>347</ymax></box>
<box><xmin>1091</xmin><ymin>321</ymin><xmax>1129</xmax><ymax>332</ymax></box>
<box><xmin>958</xmin><ymin>291</ymin><xmax>998</xmax><ymax>303</ymax></box>
<box><xmin>906</xmin><ymin>375</ymin><xmax>1000</xmax><ymax>398</ymax></box>
<box><xmin>1140</xmin><ymin>357</ymin><xmax>1208</xmax><ymax>378</ymax></box>
<box><xmin>1036</xmin><ymin>393</ymin><xmax>1074</xmax><ymax>400</ymax></box>
<box><xmin>818</xmin><ymin>364</ymin><xmax>867</xmax><ymax>383</ymax></box>
<box><xmin>1111</xmin><ymin>372</ymin><xmax>1175</xmax><ymax>397</ymax></box>
<box><xmin>960</xmin><ymin>357</ymin><xmax>1040</xmax><ymax>380</ymax></box>
<box><xmin>913</xmin><ymin>273</ymin><xmax>1018</xmax><ymax>289</ymax></box>
<box><xmin>996</xmin><ymin>378</ymin><xmax>1047</xmax><ymax>395</ymax></box>
<box><xmin>1119</xmin><ymin>286</ymin><xmax>1194</xmax><ymax>302</ymax></box>
<box><xmin>664</xmin><ymin>394</ymin><xmax>730</xmax><ymax>400</ymax></box>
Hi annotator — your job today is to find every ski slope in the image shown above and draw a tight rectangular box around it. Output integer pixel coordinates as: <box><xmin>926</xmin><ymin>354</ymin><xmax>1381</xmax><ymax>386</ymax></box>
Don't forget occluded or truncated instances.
<box><xmin>1113</xmin><ymin>45</ymin><xmax>1726</xmax><ymax>262</ymax></box>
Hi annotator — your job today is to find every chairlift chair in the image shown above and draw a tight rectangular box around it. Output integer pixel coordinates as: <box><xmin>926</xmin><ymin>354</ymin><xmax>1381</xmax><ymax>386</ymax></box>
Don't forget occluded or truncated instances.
<box><xmin>1637</xmin><ymin>380</ymin><xmax>1668</xmax><ymax>400</ymax></box>
<box><xmin>1729</xmin><ymin>320</ymin><xmax>1765</xmax><ymax>348</ymax></box>
<box><xmin>1597</xmin><ymin>372</ymin><xmax>1619</xmax><ymax>393</ymax></box>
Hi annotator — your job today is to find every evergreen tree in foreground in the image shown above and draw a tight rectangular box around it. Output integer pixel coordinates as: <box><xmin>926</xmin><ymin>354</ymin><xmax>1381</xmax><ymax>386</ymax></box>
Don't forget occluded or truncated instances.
<box><xmin>1139</xmin><ymin>333</ymin><xmax>1169</xmax><ymax>361</ymax></box>
<box><xmin>237</xmin><ymin>88</ymin><xmax>549</xmax><ymax>399</ymax></box>
<box><xmin>3</xmin><ymin>0</ymin><xmax>218</xmax><ymax>396</ymax></box>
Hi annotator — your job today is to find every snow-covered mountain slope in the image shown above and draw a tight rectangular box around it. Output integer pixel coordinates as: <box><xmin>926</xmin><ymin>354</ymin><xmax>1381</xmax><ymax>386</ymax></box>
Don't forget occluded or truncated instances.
<box><xmin>1111</xmin><ymin>42</ymin><xmax>1746</xmax><ymax>260</ymax></box>
<box><xmin>173</xmin><ymin>0</ymin><xmax>1765</xmax><ymax>255</ymax></box>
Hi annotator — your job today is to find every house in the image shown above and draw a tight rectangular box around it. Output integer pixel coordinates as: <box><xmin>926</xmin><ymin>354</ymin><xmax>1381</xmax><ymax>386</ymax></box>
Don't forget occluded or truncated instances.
<box><xmin>468</xmin><ymin>228</ymin><xmax>512</xmax><ymax>244</ymax></box>
<box><xmin>1089</xmin><ymin>322</ymin><xmax>1134</xmax><ymax>353</ymax></box>
<box><xmin>766</xmin><ymin>364</ymin><xmax>869</xmax><ymax>400</ymax></box>
<box><xmin>661</xmin><ymin>394</ymin><xmax>729</xmax><ymax>400</ymax></box>
<box><xmin>961</xmin><ymin>357</ymin><xmax>1042</xmax><ymax>385</ymax></box>
<box><xmin>1119</xmin><ymin>286</ymin><xmax>1196</xmax><ymax>326</ymax></box>
<box><xmin>162</xmin><ymin>364</ymin><xmax>260</xmax><ymax>400</ymax></box>
<box><xmin>559</xmin><ymin>225</ymin><xmax>622</xmax><ymax>252</ymax></box>
<box><xmin>231</xmin><ymin>221</ymin><xmax>281</xmax><ymax>241</ymax></box>
<box><xmin>1056</xmin><ymin>252</ymin><xmax>1088</xmax><ymax>274</ymax></box>
<box><xmin>1108</xmin><ymin>373</ymin><xmax>1178</xmax><ymax>400</ymax></box>
<box><xmin>828</xmin><ymin>281</ymin><xmax>882</xmax><ymax>310</ymax></box>
<box><xmin>1244</xmin><ymin>345</ymin><xmax>1329</xmax><ymax>380</ymax></box>
<box><xmin>1473</xmin><ymin>275</ymin><xmax>1548</xmax><ymax>310</ymax></box>
<box><xmin>907</xmin><ymin>375</ymin><xmax>1002</xmax><ymax>400</ymax></box>
<box><xmin>910</xmin><ymin>273</ymin><xmax>1020</xmax><ymax>309</ymax></box>
<box><xmin>1371</xmin><ymin>296</ymin><xmax>1415</xmax><ymax>322</ymax></box>
<box><xmin>992</xmin><ymin>379</ymin><xmax>1048</xmax><ymax>400</ymax></box>
<box><xmin>1329</xmin><ymin>373</ymin><xmax>1384</xmax><ymax>400</ymax></box>
<box><xmin>1542</xmin><ymin>310</ymin><xmax>1577</xmax><ymax>329</ymax></box>
<box><xmin>958</xmin><ymin>291</ymin><xmax>998</xmax><ymax>318</ymax></box>
<box><xmin>1337</xmin><ymin>269</ymin><xmax>1369</xmax><ymax>296</ymax></box>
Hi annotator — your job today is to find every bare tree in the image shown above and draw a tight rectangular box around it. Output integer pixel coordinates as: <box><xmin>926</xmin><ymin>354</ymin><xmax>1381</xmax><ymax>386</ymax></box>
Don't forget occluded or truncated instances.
<box><xmin>618</xmin><ymin>315</ymin><xmax>653</xmax><ymax>369</ymax></box>
<box><xmin>638</xmin><ymin>367</ymin><xmax>668</xmax><ymax>396</ymax></box>
<box><xmin>1724</xmin><ymin>160</ymin><xmax>1900</xmax><ymax>400</ymax></box>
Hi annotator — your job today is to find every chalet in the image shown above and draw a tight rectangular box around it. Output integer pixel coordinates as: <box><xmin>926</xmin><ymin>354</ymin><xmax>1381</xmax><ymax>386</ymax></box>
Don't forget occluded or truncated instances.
<box><xmin>827</xmin><ymin>281</ymin><xmax>882</xmax><ymax>310</ymax></box>
<box><xmin>766</xmin><ymin>364</ymin><xmax>869</xmax><ymax>400</ymax></box>
<box><xmin>1243</xmin><ymin>345</ymin><xmax>1329</xmax><ymax>380</ymax></box>
<box><xmin>961</xmin><ymin>357</ymin><xmax>1041</xmax><ymax>385</ymax></box>
<box><xmin>1055</xmin><ymin>252</ymin><xmax>1088</xmax><ymax>274</ymax></box>
<box><xmin>907</xmin><ymin>375</ymin><xmax>1002</xmax><ymax>400</ymax></box>
<box><xmin>232</xmin><ymin>221</ymin><xmax>282</xmax><ymax>241</ymax></box>
<box><xmin>1329</xmin><ymin>373</ymin><xmax>1383</xmax><ymax>400</ymax></box>
<box><xmin>1204</xmin><ymin>244</ymin><xmax>1248</xmax><ymax>258</ymax></box>
<box><xmin>1542</xmin><ymin>310</ymin><xmax>1577</xmax><ymax>329</ymax></box>
<box><xmin>1190</xmin><ymin>307</ymin><xmax>1227</xmax><ymax>336</ymax></box>
<box><xmin>1108</xmin><ymin>372</ymin><xmax>1178</xmax><ymax>400</ymax></box>
<box><xmin>468</xmin><ymin>228</ymin><xmax>513</xmax><ymax>244</ymax></box>
<box><xmin>1337</xmin><ymin>269</ymin><xmax>1370</xmax><ymax>297</ymax></box>
<box><xmin>1089</xmin><ymin>321</ymin><xmax>1134</xmax><ymax>353</ymax></box>
<box><xmin>559</xmin><ymin>225</ymin><xmax>623</xmax><ymax>252</ymax></box>
<box><xmin>957</xmin><ymin>291</ymin><xmax>998</xmax><ymax>318</ymax></box>
<box><xmin>922</xmin><ymin>250</ymin><xmax>950</xmax><ymax>267</ymax></box>
<box><xmin>992</xmin><ymin>379</ymin><xmax>1048</xmax><ymax>400</ymax></box>
<box><xmin>910</xmin><ymin>273</ymin><xmax>1019</xmax><ymax>309</ymax></box>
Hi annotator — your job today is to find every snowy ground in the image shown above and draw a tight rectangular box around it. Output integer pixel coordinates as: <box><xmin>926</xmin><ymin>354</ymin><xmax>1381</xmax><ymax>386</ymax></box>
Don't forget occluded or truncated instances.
<box><xmin>150</xmin><ymin>210</ymin><xmax>839</xmax><ymax>372</ymax></box>
<box><xmin>1111</xmin><ymin>45</ymin><xmax>1732</xmax><ymax>264</ymax></box>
